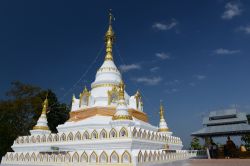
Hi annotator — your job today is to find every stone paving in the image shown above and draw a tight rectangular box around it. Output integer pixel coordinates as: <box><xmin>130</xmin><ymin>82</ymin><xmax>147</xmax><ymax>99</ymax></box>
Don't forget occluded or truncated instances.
<box><xmin>161</xmin><ymin>159</ymin><xmax>250</xmax><ymax>166</ymax></box>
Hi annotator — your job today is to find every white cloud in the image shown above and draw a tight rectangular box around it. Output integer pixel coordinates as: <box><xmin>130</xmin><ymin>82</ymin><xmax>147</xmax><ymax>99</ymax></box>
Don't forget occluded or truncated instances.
<box><xmin>152</xmin><ymin>19</ymin><xmax>178</xmax><ymax>31</ymax></box>
<box><xmin>189</xmin><ymin>82</ymin><xmax>196</xmax><ymax>87</ymax></box>
<box><xmin>193</xmin><ymin>75</ymin><xmax>207</xmax><ymax>80</ymax></box>
<box><xmin>222</xmin><ymin>2</ymin><xmax>242</xmax><ymax>20</ymax></box>
<box><xmin>165</xmin><ymin>88</ymin><xmax>179</xmax><ymax>94</ymax></box>
<box><xmin>150</xmin><ymin>66</ymin><xmax>160</xmax><ymax>72</ymax></box>
<box><xmin>237</xmin><ymin>25</ymin><xmax>250</xmax><ymax>34</ymax></box>
<box><xmin>119</xmin><ymin>64</ymin><xmax>141</xmax><ymax>72</ymax></box>
<box><xmin>214</xmin><ymin>48</ymin><xmax>240</xmax><ymax>55</ymax></box>
<box><xmin>155</xmin><ymin>52</ymin><xmax>171</xmax><ymax>60</ymax></box>
<box><xmin>134</xmin><ymin>76</ymin><xmax>162</xmax><ymax>85</ymax></box>
<box><xmin>165</xmin><ymin>80</ymin><xmax>180</xmax><ymax>86</ymax></box>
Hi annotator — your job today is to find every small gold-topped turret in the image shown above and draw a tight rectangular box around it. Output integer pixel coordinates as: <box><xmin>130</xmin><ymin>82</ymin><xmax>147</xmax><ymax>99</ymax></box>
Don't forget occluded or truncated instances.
<box><xmin>105</xmin><ymin>10</ymin><xmax>115</xmax><ymax>61</ymax></box>
<box><xmin>32</xmin><ymin>96</ymin><xmax>49</xmax><ymax>131</ymax></box>
<box><xmin>158</xmin><ymin>101</ymin><xmax>170</xmax><ymax>132</ymax></box>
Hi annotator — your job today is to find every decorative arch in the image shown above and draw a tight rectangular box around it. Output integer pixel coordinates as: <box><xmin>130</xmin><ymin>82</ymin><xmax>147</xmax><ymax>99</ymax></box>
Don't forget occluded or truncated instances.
<box><xmin>110</xmin><ymin>151</ymin><xmax>119</xmax><ymax>163</ymax></box>
<box><xmin>64</xmin><ymin>153</ymin><xmax>71</xmax><ymax>162</ymax></box>
<box><xmin>36</xmin><ymin>135</ymin><xmax>40</xmax><ymax>143</ymax></box>
<box><xmin>31</xmin><ymin>136</ymin><xmax>36</xmax><ymax>143</ymax></box>
<box><xmin>54</xmin><ymin>134</ymin><xmax>59</xmax><ymax>142</ymax></box>
<box><xmin>153</xmin><ymin>151</ymin><xmax>157</xmax><ymax>161</ymax></box>
<box><xmin>89</xmin><ymin>151</ymin><xmax>98</xmax><ymax>163</ymax></box>
<box><xmin>48</xmin><ymin>154</ymin><xmax>55</xmax><ymax>162</ymax></box>
<box><xmin>67</xmin><ymin>132</ymin><xmax>74</xmax><ymax>141</ymax></box>
<box><xmin>148</xmin><ymin>151</ymin><xmax>153</xmax><ymax>161</ymax></box>
<box><xmin>14</xmin><ymin>153</ymin><xmax>18</xmax><ymax>161</ymax></box>
<box><xmin>144</xmin><ymin>151</ymin><xmax>148</xmax><ymax>162</ymax></box>
<box><xmin>119</xmin><ymin>127</ymin><xmax>128</xmax><ymax>137</ymax></box>
<box><xmin>60</xmin><ymin>133</ymin><xmax>66</xmax><ymax>141</ymax></box>
<box><xmin>37</xmin><ymin>153</ymin><xmax>43</xmax><ymax>162</ymax></box>
<box><xmin>142</xmin><ymin>130</ymin><xmax>147</xmax><ymax>139</ymax></box>
<box><xmin>47</xmin><ymin>134</ymin><xmax>53</xmax><ymax>142</ymax></box>
<box><xmin>25</xmin><ymin>153</ymin><xmax>30</xmax><ymax>161</ymax></box>
<box><xmin>42</xmin><ymin>135</ymin><xmax>46</xmax><ymax>142</ymax></box>
<box><xmin>138</xmin><ymin>129</ymin><xmax>142</xmax><ymax>138</ymax></box>
<box><xmin>82</xmin><ymin>131</ymin><xmax>89</xmax><ymax>139</ymax></box>
<box><xmin>56</xmin><ymin>154</ymin><xmax>63</xmax><ymax>162</ymax></box>
<box><xmin>147</xmin><ymin>131</ymin><xmax>151</xmax><ymax>139</ymax></box>
<box><xmin>138</xmin><ymin>151</ymin><xmax>143</xmax><ymax>163</ymax></box>
<box><xmin>157</xmin><ymin>151</ymin><xmax>161</xmax><ymax>160</ymax></box>
<box><xmin>109</xmin><ymin>128</ymin><xmax>117</xmax><ymax>138</ymax></box>
<box><xmin>20</xmin><ymin>137</ymin><xmax>24</xmax><ymax>143</ymax></box>
<box><xmin>99</xmin><ymin>151</ymin><xmax>108</xmax><ymax>163</ymax></box>
<box><xmin>25</xmin><ymin>136</ymin><xmax>29</xmax><ymax>143</ymax></box>
<box><xmin>91</xmin><ymin>130</ymin><xmax>98</xmax><ymax>139</ymax></box>
<box><xmin>8</xmin><ymin>153</ymin><xmax>13</xmax><ymax>161</ymax></box>
<box><xmin>74</xmin><ymin>131</ymin><xmax>81</xmax><ymax>141</ymax></box>
<box><xmin>43</xmin><ymin>154</ymin><xmax>48</xmax><ymax>162</ymax></box>
<box><xmin>72</xmin><ymin>152</ymin><xmax>79</xmax><ymax>162</ymax></box>
<box><xmin>132</xmin><ymin>128</ymin><xmax>137</xmax><ymax>138</ymax></box>
<box><xmin>121</xmin><ymin>151</ymin><xmax>131</xmax><ymax>163</ymax></box>
<box><xmin>100</xmin><ymin>129</ymin><xmax>107</xmax><ymax>139</ymax></box>
<box><xmin>19</xmin><ymin>153</ymin><xmax>25</xmax><ymax>161</ymax></box>
<box><xmin>30</xmin><ymin>153</ymin><xmax>36</xmax><ymax>162</ymax></box>
<box><xmin>80</xmin><ymin>152</ymin><xmax>88</xmax><ymax>162</ymax></box>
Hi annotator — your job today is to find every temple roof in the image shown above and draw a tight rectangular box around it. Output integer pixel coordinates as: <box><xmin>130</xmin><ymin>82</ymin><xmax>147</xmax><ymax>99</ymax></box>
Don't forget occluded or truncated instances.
<box><xmin>191</xmin><ymin>109</ymin><xmax>250</xmax><ymax>137</ymax></box>
<box><xmin>191</xmin><ymin>123</ymin><xmax>250</xmax><ymax>137</ymax></box>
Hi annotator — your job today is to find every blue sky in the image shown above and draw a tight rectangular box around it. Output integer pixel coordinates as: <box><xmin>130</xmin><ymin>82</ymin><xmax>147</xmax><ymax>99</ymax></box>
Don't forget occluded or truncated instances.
<box><xmin>1</xmin><ymin>0</ymin><xmax>250</xmax><ymax>147</ymax></box>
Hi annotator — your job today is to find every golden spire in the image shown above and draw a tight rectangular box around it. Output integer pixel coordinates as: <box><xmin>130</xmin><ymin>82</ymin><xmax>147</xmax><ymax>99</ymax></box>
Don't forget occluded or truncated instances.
<box><xmin>41</xmin><ymin>94</ymin><xmax>48</xmax><ymax>114</ymax></box>
<box><xmin>119</xmin><ymin>80</ymin><xmax>125</xmax><ymax>100</ymax></box>
<box><xmin>105</xmin><ymin>9</ymin><xmax>115</xmax><ymax>61</ymax></box>
<box><xmin>159</xmin><ymin>101</ymin><xmax>165</xmax><ymax>120</ymax></box>
<box><xmin>83</xmin><ymin>85</ymin><xmax>88</xmax><ymax>92</ymax></box>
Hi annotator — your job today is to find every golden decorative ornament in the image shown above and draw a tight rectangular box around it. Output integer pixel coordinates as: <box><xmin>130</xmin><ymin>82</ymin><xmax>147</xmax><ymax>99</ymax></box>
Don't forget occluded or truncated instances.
<box><xmin>158</xmin><ymin>128</ymin><xmax>169</xmax><ymax>132</ymax></box>
<box><xmin>91</xmin><ymin>83</ymin><xmax>118</xmax><ymax>89</ymax></box>
<box><xmin>107</xmin><ymin>86</ymin><xmax>119</xmax><ymax>105</ymax></box>
<box><xmin>33</xmin><ymin>126</ymin><xmax>49</xmax><ymax>130</ymax></box>
<box><xmin>112</xmin><ymin>115</ymin><xmax>133</xmax><ymax>120</ymax></box>
<box><xmin>134</xmin><ymin>90</ymin><xmax>142</xmax><ymax>109</ymax></box>
<box><xmin>68</xmin><ymin>107</ymin><xmax>148</xmax><ymax>122</ymax></box>
<box><xmin>79</xmin><ymin>86</ymin><xmax>90</xmax><ymax>107</ymax></box>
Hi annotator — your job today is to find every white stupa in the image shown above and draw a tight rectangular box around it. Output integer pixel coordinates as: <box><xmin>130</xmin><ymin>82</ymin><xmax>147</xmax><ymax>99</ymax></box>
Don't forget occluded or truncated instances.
<box><xmin>1</xmin><ymin>11</ymin><xmax>196</xmax><ymax>166</ymax></box>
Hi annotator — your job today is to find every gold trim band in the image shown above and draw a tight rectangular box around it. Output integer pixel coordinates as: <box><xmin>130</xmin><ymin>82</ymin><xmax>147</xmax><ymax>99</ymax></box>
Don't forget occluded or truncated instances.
<box><xmin>91</xmin><ymin>83</ymin><xmax>118</xmax><ymax>89</ymax></box>
<box><xmin>33</xmin><ymin>126</ymin><xmax>49</xmax><ymax>130</ymax></box>
<box><xmin>158</xmin><ymin>128</ymin><xmax>170</xmax><ymax>132</ymax></box>
<box><xmin>112</xmin><ymin>115</ymin><xmax>133</xmax><ymax>120</ymax></box>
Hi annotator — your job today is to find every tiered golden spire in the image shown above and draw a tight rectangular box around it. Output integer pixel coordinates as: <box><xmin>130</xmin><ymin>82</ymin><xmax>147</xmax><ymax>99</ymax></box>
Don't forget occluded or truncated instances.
<box><xmin>105</xmin><ymin>9</ymin><xmax>115</xmax><ymax>61</ymax></box>
<box><xmin>41</xmin><ymin>95</ymin><xmax>48</xmax><ymax>115</ymax></box>
<box><xmin>159</xmin><ymin>101</ymin><xmax>165</xmax><ymax>120</ymax></box>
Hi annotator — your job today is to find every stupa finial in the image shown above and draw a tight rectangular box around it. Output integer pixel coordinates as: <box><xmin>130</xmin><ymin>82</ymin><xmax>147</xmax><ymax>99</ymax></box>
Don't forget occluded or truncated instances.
<box><xmin>105</xmin><ymin>9</ymin><xmax>115</xmax><ymax>61</ymax></box>
<box><xmin>41</xmin><ymin>93</ymin><xmax>49</xmax><ymax>114</ymax></box>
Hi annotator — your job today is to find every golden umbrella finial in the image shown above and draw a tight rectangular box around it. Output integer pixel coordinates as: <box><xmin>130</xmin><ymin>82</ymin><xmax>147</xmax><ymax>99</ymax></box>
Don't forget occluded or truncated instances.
<box><xmin>159</xmin><ymin>100</ymin><xmax>164</xmax><ymax>120</ymax></box>
<box><xmin>109</xmin><ymin>9</ymin><xmax>113</xmax><ymax>25</ymax></box>
<box><xmin>105</xmin><ymin>9</ymin><xmax>115</xmax><ymax>61</ymax></box>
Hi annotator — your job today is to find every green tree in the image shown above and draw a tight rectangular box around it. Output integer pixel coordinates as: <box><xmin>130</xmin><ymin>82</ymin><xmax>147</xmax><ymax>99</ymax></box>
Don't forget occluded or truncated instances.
<box><xmin>241</xmin><ymin>134</ymin><xmax>250</xmax><ymax>150</ymax></box>
<box><xmin>190</xmin><ymin>137</ymin><xmax>202</xmax><ymax>150</ymax></box>
<box><xmin>0</xmin><ymin>81</ymin><xmax>70</xmax><ymax>160</ymax></box>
